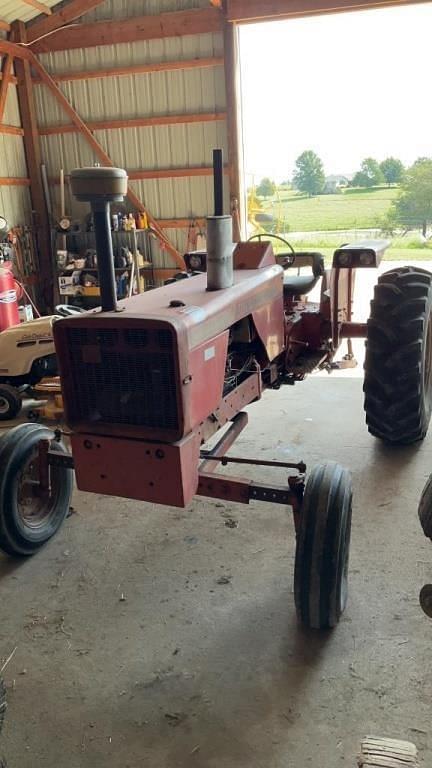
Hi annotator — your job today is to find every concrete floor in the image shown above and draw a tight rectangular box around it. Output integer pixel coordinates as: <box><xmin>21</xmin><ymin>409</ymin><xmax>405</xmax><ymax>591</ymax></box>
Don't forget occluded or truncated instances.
<box><xmin>1</xmin><ymin>263</ymin><xmax>432</xmax><ymax>767</ymax></box>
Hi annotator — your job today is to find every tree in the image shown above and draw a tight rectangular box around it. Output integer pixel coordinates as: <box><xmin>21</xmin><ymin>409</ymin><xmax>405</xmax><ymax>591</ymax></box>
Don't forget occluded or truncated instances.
<box><xmin>293</xmin><ymin>150</ymin><xmax>325</xmax><ymax>196</ymax></box>
<box><xmin>380</xmin><ymin>157</ymin><xmax>404</xmax><ymax>186</ymax></box>
<box><xmin>256</xmin><ymin>177</ymin><xmax>276</xmax><ymax>198</ymax></box>
<box><xmin>352</xmin><ymin>157</ymin><xmax>384</xmax><ymax>188</ymax></box>
<box><xmin>391</xmin><ymin>158</ymin><xmax>432</xmax><ymax>237</ymax></box>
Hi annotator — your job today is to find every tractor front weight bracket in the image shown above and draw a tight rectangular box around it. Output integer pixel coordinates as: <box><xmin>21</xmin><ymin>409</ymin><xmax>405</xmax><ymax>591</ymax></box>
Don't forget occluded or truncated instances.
<box><xmin>42</xmin><ymin>411</ymin><xmax>305</xmax><ymax>522</ymax></box>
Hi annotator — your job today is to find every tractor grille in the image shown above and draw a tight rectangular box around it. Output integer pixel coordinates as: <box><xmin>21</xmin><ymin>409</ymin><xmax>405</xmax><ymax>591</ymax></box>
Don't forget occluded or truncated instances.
<box><xmin>64</xmin><ymin>325</ymin><xmax>179</xmax><ymax>432</ymax></box>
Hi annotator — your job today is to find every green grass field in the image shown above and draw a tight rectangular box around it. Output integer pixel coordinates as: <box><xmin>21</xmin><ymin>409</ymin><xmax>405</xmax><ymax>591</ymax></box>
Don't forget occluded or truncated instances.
<box><xmin>262</xmin><ymin>187</ymin><xmax>399</xmax><ymax>232</ymax></box>
<box><xmin>258</xmin><ymin>186</ymin><xmax>432</xmax><ymax>262</ymax></box>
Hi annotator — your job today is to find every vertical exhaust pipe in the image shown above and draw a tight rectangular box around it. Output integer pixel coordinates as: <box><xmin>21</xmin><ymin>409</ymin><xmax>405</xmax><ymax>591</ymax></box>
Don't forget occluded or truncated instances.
<box><xmin>70</xmin><ymin>166</ymin><xmax>128</xmax><ymax>312</ymax></box>
<box><xmin>206</xmin><ymin>149</ymin><xmax>234</xmax><ymax>291</ymax></box>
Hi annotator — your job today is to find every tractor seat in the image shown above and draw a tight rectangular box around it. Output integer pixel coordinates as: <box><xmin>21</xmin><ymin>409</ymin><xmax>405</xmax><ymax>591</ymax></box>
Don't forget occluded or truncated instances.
<box><xmin>283</xmin><ymin>272</ymin><xmax>321</xmax><ymax>297</ymax></box>
<box><xmin>282</xmin><ymin>251</ymin><xmax>325</xmax><ymax>297</ymax></box>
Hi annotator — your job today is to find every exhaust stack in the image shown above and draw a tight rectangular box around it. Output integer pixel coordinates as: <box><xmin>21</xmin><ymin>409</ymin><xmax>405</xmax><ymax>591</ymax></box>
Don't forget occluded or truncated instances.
<box><xmin>206</xmin><ymin>149</ymin><xmax>234</xmax><ymax>291</ymax></box>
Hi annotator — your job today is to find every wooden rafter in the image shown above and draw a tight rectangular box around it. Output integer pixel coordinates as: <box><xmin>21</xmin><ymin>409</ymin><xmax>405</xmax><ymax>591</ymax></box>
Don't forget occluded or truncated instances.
<box><xmin>32</xmin><ymin>56</ymin><xmax>224</xmax><ymax>84</ymax></box>
<box><xmin>0</xmin><ymin>73</ymin><xmax>18</xmax><ymax>85</ymax></box>
<box><xmin>51</xmin><ymin>167</ymin><xmax>228</xmax><ymax>183</ymax></box>
<box><xmin>21</xmin><ymin>0</ymin><xmax>52</xmax><ymax>15</ymax></box>
<box><xmin>11</xmin><ymin>21</ymin><xmax>52</xmax><ymax>310</ymax></box>
<box><xmin>223</xmin><ymin>22</ymin><xmax>243</xmax><ymax>241</ymax></box>
<box><xmin>0</xmin><ymin>56</ymin><xmax>13</xmax><ymax>123</ymax></box>
<box><xmin>26</xmin><ymin>0</ymin><xmax>107</xmax><ymax>42</ymax></box>
<box><xmin>0</xmin><ymin>177</ymin><xmax>30</xmax><ymax>186</ymax></box>
<box><xmin>160</xmin><ymin>218</ymin><xmax>206</xmax><ymax>229</ymax></box>
<box><xmin>226</xmin><ymin>0</ymin><xmax>432</xmax><ymax>21</ymax></box>
<box><xmin>29</xmin><ymin>51</ymin><xmax>183</xmax><ymax>268</ymax></box>
<box><xmin>0</xmin><ymin>40</ymin><xmax>32</xmax><ymax>60</ymax></box>
<box><xmin>39</xmin><ymin>112</ymin><xmax>227</xmax><ymax>136</ymax></box>
<box><xmin>0</xmin><ymin>124</ymin><xmax>24</xmax><ymax>135</ymax></box>
<box><xmin>128</xmin><ymin>168</ymin><xmax>228</xmax><ymax>181</ymax></box>
<box><xmin>28</xmin><ymin>7</ymin><xmax>223</xmax><ymax>53</ymax></box>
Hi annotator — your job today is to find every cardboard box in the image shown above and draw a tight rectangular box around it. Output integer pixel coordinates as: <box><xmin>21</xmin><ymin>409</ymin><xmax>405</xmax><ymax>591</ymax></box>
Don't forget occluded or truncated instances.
<box><xmin>58</xmin><ymin>270</ymin><xmax>81</xmax><ymax>296</ymax></box>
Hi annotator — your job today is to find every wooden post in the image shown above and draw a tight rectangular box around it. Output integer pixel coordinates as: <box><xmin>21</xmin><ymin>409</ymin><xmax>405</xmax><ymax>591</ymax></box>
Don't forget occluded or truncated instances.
<box><xmin>0</xmin><ymin>56</ymin><xmax>13</xmax><ymax>123</ymax></box>
<box><xmin>12</xmin><ymin>21</ymin><xmax>53</xmax><ymax>310</ymax></box>
<box><xmin>223</xmin><ymin>21</ymin><xmax>244</xmax><ymax>241</ymax></box>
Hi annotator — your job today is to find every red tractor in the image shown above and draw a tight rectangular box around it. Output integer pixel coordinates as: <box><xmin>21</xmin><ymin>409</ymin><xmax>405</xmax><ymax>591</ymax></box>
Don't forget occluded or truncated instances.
<box><xmin>1</xmin><ymin>154</ymin><xmax>431</xmax><ymax>631</ymax></box>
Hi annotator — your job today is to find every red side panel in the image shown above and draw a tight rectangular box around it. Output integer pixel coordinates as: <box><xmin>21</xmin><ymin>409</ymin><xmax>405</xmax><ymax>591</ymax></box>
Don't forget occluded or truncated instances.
<box><xmin>71</xmin><ymin>431</ymin><xmax>201</xmax><ymax>508</ymax></box>
<box><xmin>252</xmin><ymin>292</ymin><xmax>285</xmax><ymax>362</ymax></box>
<box><xmin>188</xmin><ymin>330</ymin><xmax>229</xmax><ymax>427</ymax></box>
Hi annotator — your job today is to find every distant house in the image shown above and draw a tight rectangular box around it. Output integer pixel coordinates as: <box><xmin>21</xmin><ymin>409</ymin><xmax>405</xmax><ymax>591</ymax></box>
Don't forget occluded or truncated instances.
<box><xmin>323</xmin><ymin>175</ymin><xmax>349</xmax><ymax>194</ymax></box>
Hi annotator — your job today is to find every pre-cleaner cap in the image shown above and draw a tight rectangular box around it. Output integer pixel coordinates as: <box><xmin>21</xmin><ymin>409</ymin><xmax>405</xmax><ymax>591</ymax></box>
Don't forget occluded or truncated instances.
<box><xmin>70</xmin><ymin>166</ymin><xmax>128</xmax><ymax>203</ymax></box>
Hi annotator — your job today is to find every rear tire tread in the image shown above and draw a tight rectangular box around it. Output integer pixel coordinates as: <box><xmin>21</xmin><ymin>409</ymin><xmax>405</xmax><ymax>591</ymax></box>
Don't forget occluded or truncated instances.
<box><xmin>364</xmin><ymin>267</ymin><xmax>432</xmax><ymax>444</ymax></box>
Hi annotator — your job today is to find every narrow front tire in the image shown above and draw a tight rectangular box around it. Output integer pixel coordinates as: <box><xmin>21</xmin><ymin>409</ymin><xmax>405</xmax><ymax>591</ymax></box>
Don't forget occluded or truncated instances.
<box><xmin>294</xmin><ymin>462</ymin><xmax>352</xmax><ymax>629</ymax></box>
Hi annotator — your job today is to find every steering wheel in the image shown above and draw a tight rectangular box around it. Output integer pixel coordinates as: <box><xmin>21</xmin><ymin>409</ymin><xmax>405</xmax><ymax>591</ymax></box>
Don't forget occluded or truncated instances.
<box><xmin>247</xmin><ymin>232</ymin><xmax>296</xmax><ymax>267</ymax></box>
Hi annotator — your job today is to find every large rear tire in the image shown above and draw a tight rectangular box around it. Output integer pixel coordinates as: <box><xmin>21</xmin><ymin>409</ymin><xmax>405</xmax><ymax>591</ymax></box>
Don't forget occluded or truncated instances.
<box><xmin>294</xmin><ymin>462</ymin><xmax>352</xmax><ymax>629</ymax></box>
<box><xmin>0</xmin><ymin>424</ymin><xmax>73</xmax><ymax>556</ymax></box>
<box><xmin>364</xmin><ymin>267</ymin><xmax>432</xmax><ymax>444</ymax></box>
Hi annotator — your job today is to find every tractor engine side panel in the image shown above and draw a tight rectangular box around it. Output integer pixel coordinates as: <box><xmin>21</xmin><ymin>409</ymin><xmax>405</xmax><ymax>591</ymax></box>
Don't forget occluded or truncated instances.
<box><xmin>188</xmin><ymin>331</ymin><xmax>229</xmax><ymax>427</ymax></box>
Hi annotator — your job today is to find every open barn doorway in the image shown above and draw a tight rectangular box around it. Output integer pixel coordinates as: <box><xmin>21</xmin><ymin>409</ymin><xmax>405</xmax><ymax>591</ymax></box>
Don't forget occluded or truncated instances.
<box><xmin>238</xmin><ymin>2</ymin><xmax>432</xmax><ymax>261</ymax></box>
<box><xmin>237</xmin><ymin>2</ymin><xmax>432</xmax><ymax>373</ymax></box>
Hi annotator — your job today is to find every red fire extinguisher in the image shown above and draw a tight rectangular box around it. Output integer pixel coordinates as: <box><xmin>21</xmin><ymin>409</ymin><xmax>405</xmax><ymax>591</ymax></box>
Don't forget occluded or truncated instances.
<box><xmin>0</xmin><ymin>265</ymin><xmax>20</xmax><ymax>331</ymax></box>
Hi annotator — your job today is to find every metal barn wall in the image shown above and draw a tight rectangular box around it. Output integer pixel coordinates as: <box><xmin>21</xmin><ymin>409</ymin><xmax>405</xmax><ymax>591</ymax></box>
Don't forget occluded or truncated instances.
<box><xmin>0</xmin><ymin>58</ymin><xmax>31</xmax><ymax>227</ymax></box>
<box><xmin>34</xmin><ymin>1</ymin><xmax>229</xmax><ymax>262</ymax></box>
<box><xmin>0</xmin><ymin>0</ymin><xmax>59</xmax><ymax>24</ymax></box>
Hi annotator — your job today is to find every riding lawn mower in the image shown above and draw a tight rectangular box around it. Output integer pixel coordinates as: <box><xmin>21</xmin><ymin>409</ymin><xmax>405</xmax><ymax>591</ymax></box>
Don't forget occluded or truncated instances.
<box><xmin>0</xmin><ymin>276</ymin><xmax>84</xmax><ymax>422</ymax></box>
<box><xmin>1</xmin><ymin>153</ymin><xmax>432</xmax><ymax>632</ymax></box>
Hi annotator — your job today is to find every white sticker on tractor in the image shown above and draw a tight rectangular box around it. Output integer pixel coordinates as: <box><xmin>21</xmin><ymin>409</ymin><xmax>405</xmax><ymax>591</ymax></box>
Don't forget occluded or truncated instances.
<box><xmin>204</xmin><ymin>346</ymin><xmax>215</xmax><ymax>361</ymax></box>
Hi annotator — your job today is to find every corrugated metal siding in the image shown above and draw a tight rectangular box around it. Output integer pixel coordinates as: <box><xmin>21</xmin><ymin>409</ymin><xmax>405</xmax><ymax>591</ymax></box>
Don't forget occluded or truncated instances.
<box><xmin>3</xmin><ymin>86</ymin><xmax>21</xmax><ymax>127</ymax></box>
<box><xmin>0</xmin><ymin>0</ymin><xmax>59</xmax><ymax>24</ymax></box>
<box><xmin>83</xmin><ymin>0</ymin><xmax>210</xmax><ymax>23</ymax></box>
<box><xmin>0</xmin><ymin>59</ymin><xmax>31</xmax><ymax>225</ymax></box>
<box><xmin>37</xmin><ymin>32</ymin><xmax>224</xmax><ymax>93</ymax></box>
<box><xmin>0</xmin><ymin>185</ymin><xmax>31</xmax><ymax>227</ymax></box>
<box><xmin>35</xmin><ymin>22</ymin><xmax>228</xmax><ymax>268</ymax></box>
<box><xmin>40</xmin><ymin>122</ymin><xmax>228</xmax><ymax>176</ymax></box>
<box><xmin>36</xmin><ymin>46</ymin><xmax>226</xmax><ymax>126</ymax></box>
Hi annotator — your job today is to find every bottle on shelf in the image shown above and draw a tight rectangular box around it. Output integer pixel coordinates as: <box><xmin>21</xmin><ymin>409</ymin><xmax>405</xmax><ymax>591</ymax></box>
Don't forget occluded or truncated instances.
<box><xmin>136</xmin><ymin>211</ymin><xmax>148</xmax><ymax>230</ymax></box>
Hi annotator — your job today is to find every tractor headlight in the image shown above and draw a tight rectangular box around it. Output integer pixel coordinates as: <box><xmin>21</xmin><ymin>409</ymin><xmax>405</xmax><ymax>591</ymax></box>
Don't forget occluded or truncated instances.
<box><xmin>359</xmin><ymin>251</ymin><xmax>374</xmax><ymax>266</ymax></box>
<box><xmin>338</xmin><ymin>253</ymin><xmax>351</xmax><ymax>267</ymax></box>
<box><xmin>189</xmin><ymin>254</ymin><xmax>203</xmax><ymax>270</ymax></box>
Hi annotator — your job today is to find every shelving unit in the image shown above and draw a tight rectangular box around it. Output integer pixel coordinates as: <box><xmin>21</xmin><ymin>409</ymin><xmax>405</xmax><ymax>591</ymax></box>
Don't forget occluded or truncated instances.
<box><xmin>55</xmin><ymin>227</ymin><xmax>164</xmax><ymax>305</ymax></box>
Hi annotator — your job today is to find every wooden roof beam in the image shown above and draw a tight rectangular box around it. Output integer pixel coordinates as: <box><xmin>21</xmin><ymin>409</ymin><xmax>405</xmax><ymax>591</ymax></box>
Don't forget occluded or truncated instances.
<box><xmin>227</xmin><ymin>0</ymin><xmax>432</xmax><ymax>22</ymax></box>
<box><xmin>28</xmin><ymin>7</ymin><xmax>223</xmax><ymax>53</ymax></box>
<box><xmin>12</xmin><ymin>21</ymin><xmax>53</xmax><ymax>311</ymax></box>
<box><xmin>39</xmin><ymin>111</ymin><xmax>227</xmax><ymax>136</ymax></box>
<box><xmin>0</xmin><ymin>40</ymin><xmax>32</xmax><ymax>60</ymax></box>
<box><xmin>26</xmin><ymin>0</ymin><xmax>107</xmax><ymax>42</ymax></box>
<box><xmin>31</xmin><ymin>56</ymin><xmax>224</xmax><ymax>84</ymax></box>
<box><xmin>0</xmin><ymin>55</ymin><xmax>13</xmax><ymax>123</ymax></box>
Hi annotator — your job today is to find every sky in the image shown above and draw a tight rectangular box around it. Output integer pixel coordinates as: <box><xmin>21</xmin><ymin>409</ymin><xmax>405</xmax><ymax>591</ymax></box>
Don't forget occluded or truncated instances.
<box><xmin>239</xmin><ymin>3</ymin><xmax>432</xmax><ymax>184</ymax></box>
